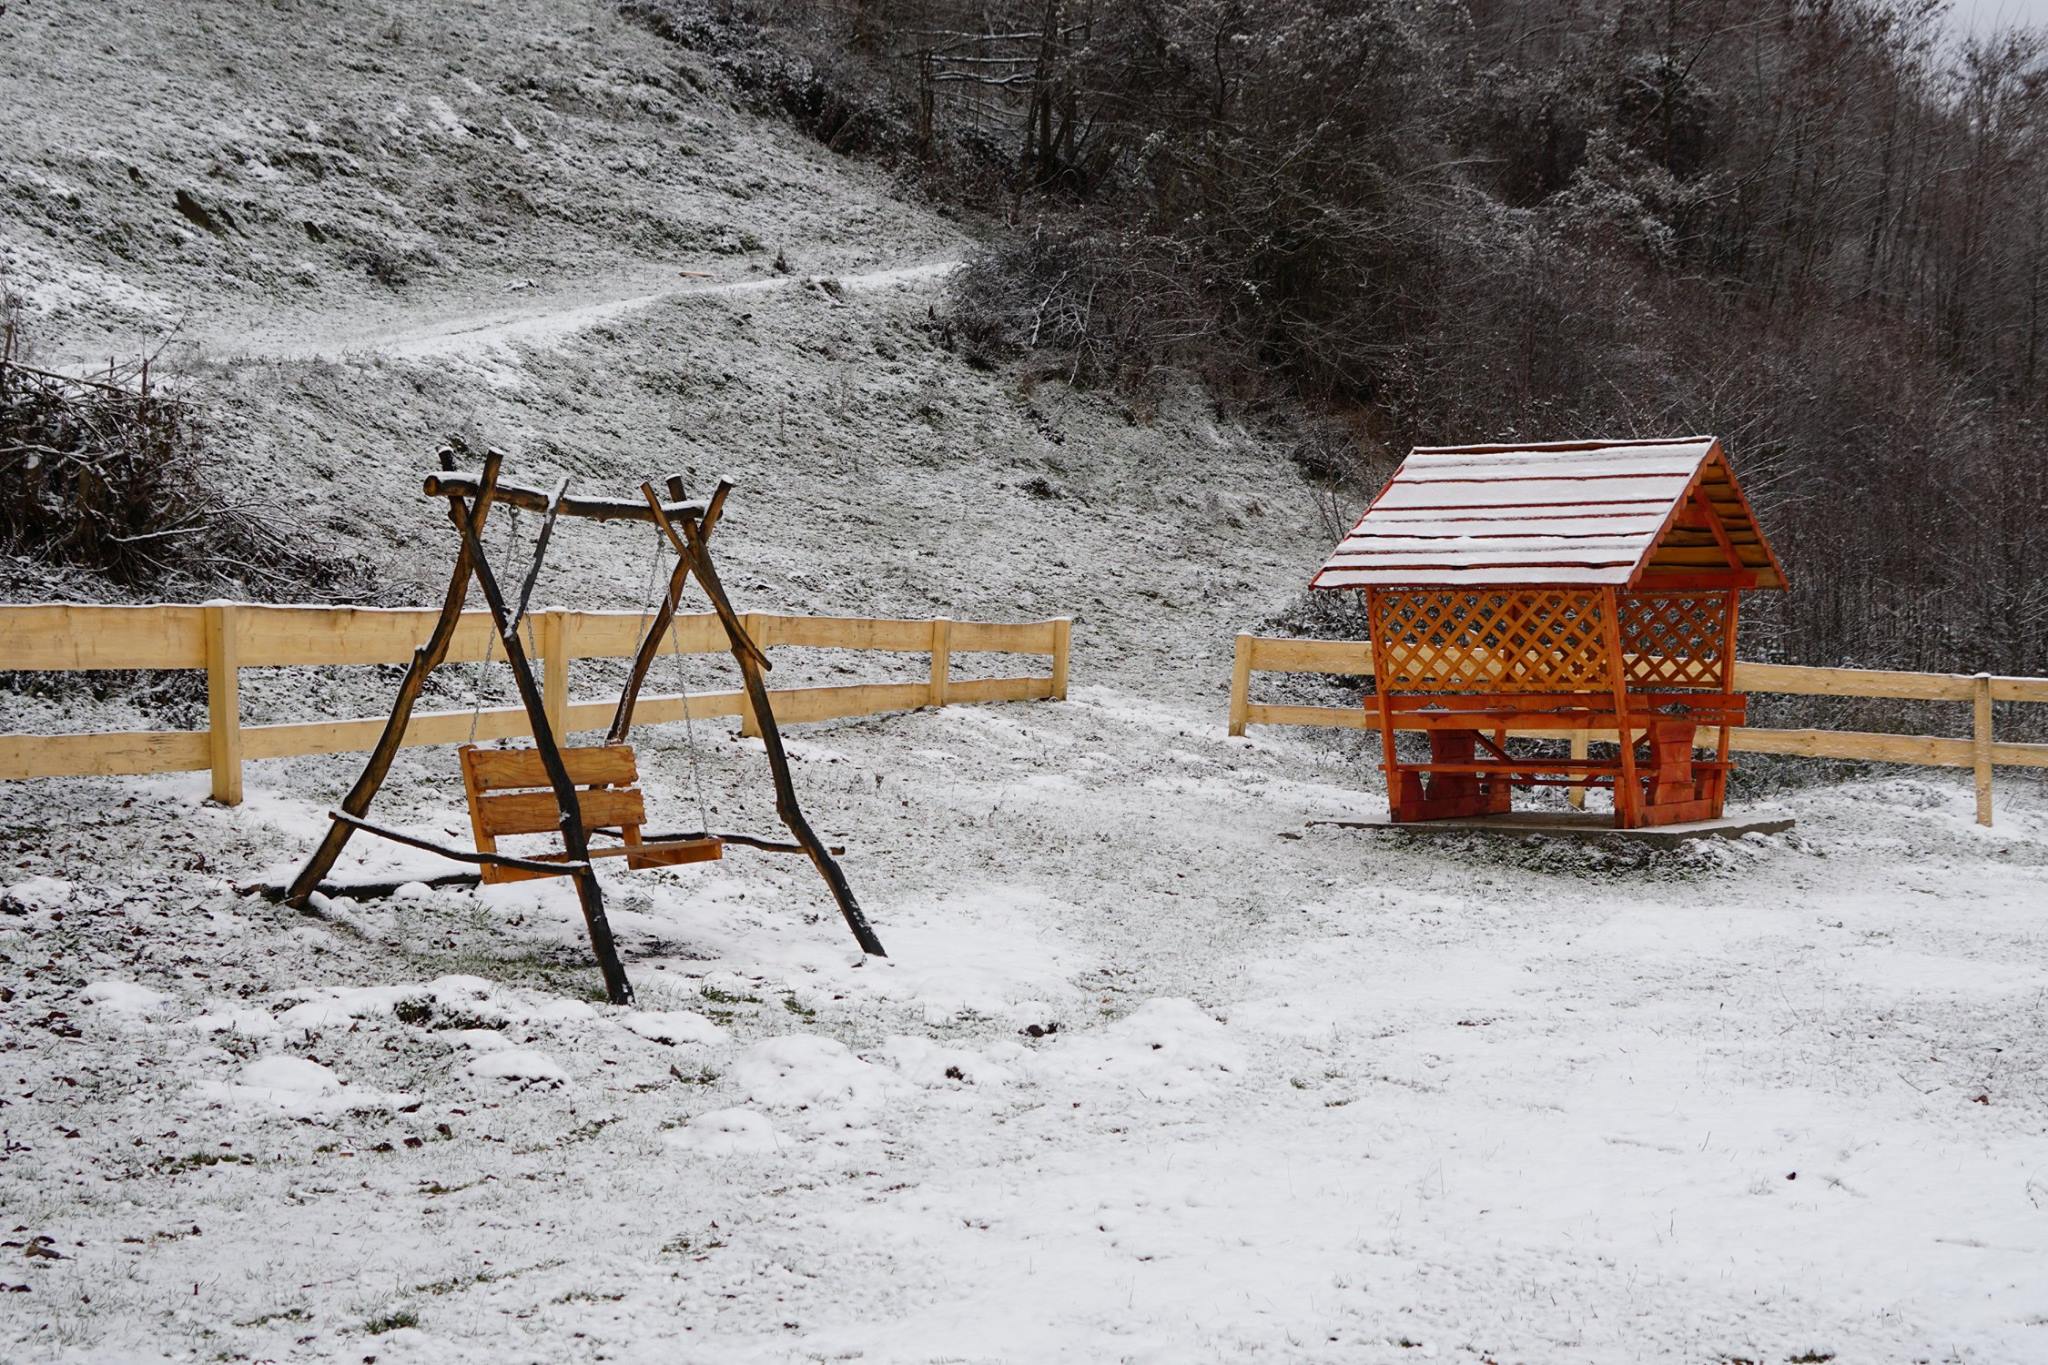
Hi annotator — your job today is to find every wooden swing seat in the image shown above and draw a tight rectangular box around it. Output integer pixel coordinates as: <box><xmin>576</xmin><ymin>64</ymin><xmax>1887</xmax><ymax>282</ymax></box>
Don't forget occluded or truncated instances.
<box><xmin>459</xmin><ymin>742</ymin><xmax>722</xmax><ymax>885</ymax></box>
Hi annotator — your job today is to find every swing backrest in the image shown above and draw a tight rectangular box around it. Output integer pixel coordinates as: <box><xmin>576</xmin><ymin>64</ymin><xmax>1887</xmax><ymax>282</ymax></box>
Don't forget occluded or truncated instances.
<box><xmin>460</xmin><ymin>743</ymin><xmax>649</xmax><ymax>885</ymax></box>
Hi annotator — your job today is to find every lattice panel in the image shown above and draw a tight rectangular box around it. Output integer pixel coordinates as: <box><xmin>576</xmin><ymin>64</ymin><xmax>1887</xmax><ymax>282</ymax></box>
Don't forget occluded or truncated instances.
<box><xmin>1371</xmin><ymin>589</ymin><xmax>1613</xmax><ymax>694</ymax></box>
<box><xmin>1618</xmin><ymin>592</ymin><xmax>1729</xmax><ymax>689</ymax></box>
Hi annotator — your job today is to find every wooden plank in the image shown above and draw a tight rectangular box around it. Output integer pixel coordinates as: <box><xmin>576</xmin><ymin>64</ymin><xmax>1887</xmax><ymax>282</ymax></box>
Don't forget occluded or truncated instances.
<box><xmin>566</xmin><ymin>609</ymin><xmax>728</xmax><ymax>661</ymax></box>
<box><xmin>755</xmin><ymin>681</ymin><xmax>936</xmax><ymax>725</ymax></box>
<box><xmin>0</xmin><ymin>604</ymin><xmax>207</xmax><ymax>670</ymax></box>
<box><xmin>423</xmin><ymin>472</ymin><xmax>706</xmax><ymax>524</ymax></box>
<box><xmin>1733</xmin><ymin>661</ymin><xmax>1975</xmax><ymax>701</ymax></box>
<box><xmin>475</xmin><ymin>782</ymin><xmax>646</xmax><ymax>838</ymax></box>
<box><xmin>946</xmin><ymin>676</ymin><xmax>1055</xmax><ymax>705</ymax></box>
<box><xmin>234</xmin><ymin>605</ymin><xmax>498</xmax><ymax>667</ymax></box>
<box><xmin>1991</xmin><ymin>739</ymin><xmax>2048</xmax><ymax>768</ymax></box>
<box><xmin>1990</xmin><ymin>676</ymin><xmax>2048</xmax><ymax>704</ymax></box>
<box><xmin>1242</xmin><ymin>641</ymin><xmax>1992</xmax><ymax>705</ymax></box>
<box><xmin>1244</xmin><ymin>636</ymin><xmax>1375</xmax><ymax>674</ymax></box>
<box><xmin>464</xmin><ymin>744</ymin><xmax>639</xmax><ymax>791</ymax></box>
<box><xmin>1236</xmin><ymin>702</ymin><xmax>2048</xmax><ymax>773</ymax></box>
<box><xmin>204</xmin><ymin>603</ymin><xmax>242</xmax><ymax>805</ymax></box>
<box><xmin>1724</xmin><ymin>727</ymin><xmax>1973</xmax><ymax>767</ymax></box>
<box><xmin>583</xmin><ymin>690</ymin><xmax>747</xmax><ymax>732</ymax></box>
<box><xmin>0</xmin><ymin>728</ymin><xmax>211</xmax><ymax>779</ymax></box>
<box><xmin>1245</xmin><ymin>703</ymin><xmax>1379</xmax><ymax>730</ymax></box>
<box><xmin>951</xmin><ymin>618</ymin><xmax>1060</xmax><ymax>654</ymax></box>
<box><xmin>246</xmin><ymin>704</ymin><xmax>533</xmax><ymax>759</ymax></box>
<box><xmin>750</xmin><ymin>614</ymin><xmax>937</xmax><ymax>652</ymax></box>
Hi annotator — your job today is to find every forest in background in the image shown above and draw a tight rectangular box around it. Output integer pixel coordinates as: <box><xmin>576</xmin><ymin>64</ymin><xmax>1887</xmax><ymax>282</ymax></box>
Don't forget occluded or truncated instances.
<box><xmin>627</xmin><ymin>0</ymin><xmax>2048</xmax><ymax>679</ymax></box>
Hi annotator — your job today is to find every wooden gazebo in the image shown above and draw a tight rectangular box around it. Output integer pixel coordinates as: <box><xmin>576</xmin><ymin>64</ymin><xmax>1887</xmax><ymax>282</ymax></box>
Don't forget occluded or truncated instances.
<box><xmin>1310</xmin><ymin>436</ymin><xmax>1786</xmax><ymax>829</ymax></box>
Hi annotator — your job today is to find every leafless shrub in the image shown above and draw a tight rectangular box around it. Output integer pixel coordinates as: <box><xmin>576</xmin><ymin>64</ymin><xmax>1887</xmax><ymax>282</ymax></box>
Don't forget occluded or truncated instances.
<box><xmin>0</xmin><ymin>325</ymin><xmax>371</xmax><ymax>600</ymax></box>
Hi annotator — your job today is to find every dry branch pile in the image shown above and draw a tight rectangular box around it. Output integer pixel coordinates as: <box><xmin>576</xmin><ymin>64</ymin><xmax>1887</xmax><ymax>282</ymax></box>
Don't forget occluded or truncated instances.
<box><xmin>0</xmin><ymin>329</ymin><xmax>360</xmax><ymax>598</ymax></box>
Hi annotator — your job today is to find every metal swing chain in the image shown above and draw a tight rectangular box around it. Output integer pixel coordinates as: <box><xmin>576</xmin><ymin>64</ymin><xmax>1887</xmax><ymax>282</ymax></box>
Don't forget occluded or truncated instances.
<box><xmin>642</xmin><ymin>519</ymin><xmax>713</xmax><ymax>832</ymax></box>
<box><xmin>466</xmin><ymin>505</ymin><xmax>525</xmax><ymax>745</ymax></box>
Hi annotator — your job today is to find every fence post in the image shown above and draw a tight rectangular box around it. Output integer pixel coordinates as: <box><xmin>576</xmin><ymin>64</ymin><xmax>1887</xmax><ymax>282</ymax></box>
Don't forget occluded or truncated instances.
<box><xmin>1228</xmin><ymin>634</ymin><xmax>1253</xmax><ymax>737</ymax></box>
<box><xmin>204</xmin><ymin>601</ymin><xmax>243</xmax><ymax>806</ymax></box>
<box><xmin>1567</xmin><ymin>730</ymin><xmax>1589</xmax><ymax>810</ymax></box>
<box><xmin>1051</xmin><ymin>617</ymin><xmax>1072</xmax><ymax>701</ymax></box>
<box><xmin>739</xmin><ymin>612</ymin><xmax>764</xmax><ymax>738</ymax></box>
<box><xmin>1973</xmin><ymin>672</ymin><xmax>1994</xmax><ymax>827</ymax></box>
<box><xmin>539</xmin><ymin>610</ymin><xmax>569</xmax><ymax>739</ymax></box>
<box><xmin>929</xmin><ymin>616</ymin><xmax>952</xmax><ymax>707</ymax></box>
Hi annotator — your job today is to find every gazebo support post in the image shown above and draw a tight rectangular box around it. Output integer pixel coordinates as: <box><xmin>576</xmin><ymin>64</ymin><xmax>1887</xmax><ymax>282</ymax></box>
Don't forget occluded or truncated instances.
<box><xmin>1714</xmin><ymin>588</ymin><xmax>1740</xmax><ymax>811</ymax></box>
<box><xmin>1601</xmin><ymin>587</ymin><xmax>1641</xmax><ymax>828</ymax></box>
<box><xmin>1366</xmin><ymin>590</ymin><xmax>1405</xmax><ymax>819</ymax></box>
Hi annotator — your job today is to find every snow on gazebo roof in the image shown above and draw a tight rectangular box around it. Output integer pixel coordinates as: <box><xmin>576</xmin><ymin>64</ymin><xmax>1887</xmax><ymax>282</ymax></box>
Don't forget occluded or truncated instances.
<box><xmin>1310</xmin><ymin>436</ymin><xmax>1786</xmax><ymax>591</ymax></box>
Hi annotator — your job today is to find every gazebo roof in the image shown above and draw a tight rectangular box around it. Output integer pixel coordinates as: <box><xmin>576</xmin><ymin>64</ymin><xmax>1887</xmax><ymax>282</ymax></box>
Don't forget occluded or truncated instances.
<box><xmin>1310</xmin><ymin>436</ymin><xmax>1786</xmax><ymax>592</ymax></box>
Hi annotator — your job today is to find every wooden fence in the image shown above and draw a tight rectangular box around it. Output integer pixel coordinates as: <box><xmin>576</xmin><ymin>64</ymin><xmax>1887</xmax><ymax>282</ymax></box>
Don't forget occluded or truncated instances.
<box><xmin>1227</xmin><ymin>634</ymin><xmax>2048</xmax><ymax>826</ymax></box>
<box><xmin>0</xmin><ymin>603</ymin><xmax>1072</xmax><ymax>806</ymax></box>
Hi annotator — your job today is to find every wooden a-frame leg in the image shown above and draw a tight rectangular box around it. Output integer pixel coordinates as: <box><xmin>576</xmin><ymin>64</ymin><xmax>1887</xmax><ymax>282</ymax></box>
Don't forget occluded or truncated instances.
<box><xmin>285</xmin><ymin>447</ymin><xmax>501</xmax><ymax>907</ymax></box>
<box><xmin>449</xmin><ymin>492</ymin><xmax>635</xmax><ymax>1006</ymax></box>
<box><xmin>640</xmin><ymin>487</ymin><xmax>887</xmax><ymax>958</ymax></box>
<box><xmin>608</xmin><ymin>478</ymin><xmax>732</xmax><ymax>746</ymax></box>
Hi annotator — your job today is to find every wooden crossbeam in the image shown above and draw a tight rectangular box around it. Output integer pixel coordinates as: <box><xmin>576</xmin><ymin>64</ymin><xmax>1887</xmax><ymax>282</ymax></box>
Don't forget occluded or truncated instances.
<box><xmin>423</xmin><ymin>471</ymin><xmax>706</xmax><ymax>524</ymax></box>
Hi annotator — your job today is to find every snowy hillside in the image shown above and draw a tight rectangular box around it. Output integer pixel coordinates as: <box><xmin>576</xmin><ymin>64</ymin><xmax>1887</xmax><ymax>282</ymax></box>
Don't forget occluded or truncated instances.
<box><xmin>4</xmin><ymin>2</ymin><xmax>2047</xmax><ymax>1363</ymax></box>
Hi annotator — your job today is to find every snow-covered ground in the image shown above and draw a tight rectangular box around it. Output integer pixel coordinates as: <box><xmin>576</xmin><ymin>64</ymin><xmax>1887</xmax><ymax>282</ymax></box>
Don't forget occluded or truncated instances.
<box><xmin>4</xmin><ymin>687</ymin><xmax>2045</xmax><ymax>1364</ymax></box>
<box><xmin>5</xmin><ymin>1</ymin><xmax>2047</xmax><ymax>1359</ymax></box>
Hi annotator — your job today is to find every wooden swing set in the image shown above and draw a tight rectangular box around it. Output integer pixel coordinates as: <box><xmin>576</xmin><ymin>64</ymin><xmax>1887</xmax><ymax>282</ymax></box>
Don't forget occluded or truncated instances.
<box><xmin>284</xmin><ymin>446</ymin><xmax>885</xmax><ymax>1005</ymax></box>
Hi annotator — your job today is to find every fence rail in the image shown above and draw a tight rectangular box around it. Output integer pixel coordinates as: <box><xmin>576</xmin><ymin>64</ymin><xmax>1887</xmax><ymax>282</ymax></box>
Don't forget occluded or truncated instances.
<box><xmin>0</xmin><ymin>603</ymin><xmax>1072</xmax><ymax>805</ymax></box>
<box><xmin>1227</xmin><ymin>634</ymin><xmax>2048</xmax><ymax>826</ymax></box>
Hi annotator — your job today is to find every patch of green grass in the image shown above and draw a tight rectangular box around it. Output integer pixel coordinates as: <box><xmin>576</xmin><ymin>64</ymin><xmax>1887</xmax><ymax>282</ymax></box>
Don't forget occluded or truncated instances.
<box><xmin>701</xmin><ymin>984</ymin><xmax>761</xmax><ymax>1006</ymax></box>
<box><xmin>781</xmin><ymin>993</ymin><xmax>817</xmax><ymax>1020</ymax></box>
<box><xmin>363</xmin><ymin>1308</ymin><xmax>420</xmax><ymax>1334</ymax></box>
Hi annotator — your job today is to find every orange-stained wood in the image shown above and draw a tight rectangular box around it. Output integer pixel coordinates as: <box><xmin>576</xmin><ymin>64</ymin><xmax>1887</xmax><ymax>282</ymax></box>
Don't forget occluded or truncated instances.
<box><xmin>458</xmin><ymin>741</ymin><xmax>720</xmax><ymax>882</ymax></box>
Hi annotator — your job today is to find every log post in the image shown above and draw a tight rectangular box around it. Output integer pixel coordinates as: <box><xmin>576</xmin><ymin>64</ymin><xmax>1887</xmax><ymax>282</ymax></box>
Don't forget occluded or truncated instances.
<box><xmin>929</xmin><ymin>617</ymin><xmax>952</xmax><ymax>707</ymax></box>
<box><xmin>1228</xmin><ymin>632</ymin><xmax>1253</xmax><ymax>737</ymax></box>
<box><xmin>607</xmin><ymin>478</ymin><xmax>732</xmax><ymax>745</ymax></box>
<box><xmin>539</xmin><ymin>610</ymin><xmax>569</xmax><ymax>738</ymax></box>
<box><xmin>449</xmin><ymin>494</ymin><xmax>634</xmax><ymax>1006</ymax></box>
<box><xmin>204</xmin><ymin>601</ymin><xmax>243</xmax><ymax>806</ymax></box>
<box><xmin>1974</xmin><ymin>672</ymin><xmax>1994</xmax><ymax>827</ymax></box>
<box><xmin>1051</xmin><ymin>616</ymin><xmax>1072</xmax><ymax>701</ymax></box>
<box><xmin>284</xmin><ymin>446</ymin><xmax>500</xmax><ymax>907</ymax></box>
<box><xmin>640</xmin><ymin>486</ymin><xmax>886</xmax><ymax>957</ymax></box>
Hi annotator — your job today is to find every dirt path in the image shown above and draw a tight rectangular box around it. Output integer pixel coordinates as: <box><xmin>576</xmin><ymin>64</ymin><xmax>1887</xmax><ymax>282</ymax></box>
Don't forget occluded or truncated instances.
<box><xmin>219</xmin><ymin>259</ymin><xmax>963</xmax><ymax>363</ymax></box>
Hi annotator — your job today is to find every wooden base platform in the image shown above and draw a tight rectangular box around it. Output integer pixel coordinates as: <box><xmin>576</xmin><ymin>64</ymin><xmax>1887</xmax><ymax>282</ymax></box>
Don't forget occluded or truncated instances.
<box><xmin>1310</xmin><ymin>811</ymin><xmax>1794</xmax><ymax>846</ymax></box>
